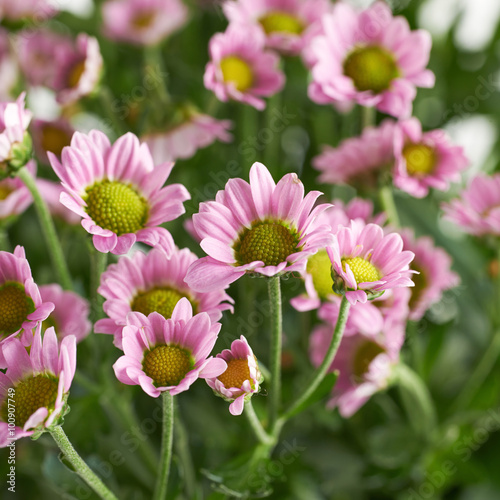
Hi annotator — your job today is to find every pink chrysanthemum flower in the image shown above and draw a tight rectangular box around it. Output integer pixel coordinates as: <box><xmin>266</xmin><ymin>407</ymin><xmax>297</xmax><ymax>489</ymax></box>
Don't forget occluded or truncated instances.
<box><xmin>393</xmin><ymin>118</ymin><xmax>468</xmax><ymax>198</ymax></box>
<box><xmin>204</xmin><ymin>23</ymin><xmax>285</xmax><ymax>111</ymax></box>
<box><xmin>143</xmin><ymin>112</ymin><xmax>233</xmax><ymax>163</ymax></box>
<box><xmin>52</xmin><ymin>34</ymin><xmax>103</xmax><ymax>106</ymax></box>
<box><xmin>0</xmin><ymin>246</ymin><xmax>54</xmax><ymax>350</ymax></box>
<box><xmin>31</xmin><ymin>118</ymin><xmax>75</xmax><ymax>165</ymax></box>
<box><xmin>400</xmin><ymin>230</ymin><xmax>459</xmax><ymax>321</ymax></box>
<box><xmin>113</xmin><ymin>299</ymin><xmax>227</xmax><ymax>397</ymax></box>
<box><xmin>49</xmin><ymin>130</ymin><xmax>189</xmax><ymax>255</ymax></box>
<box><xmin>184</xmin><ymin>162</ymin><xmax>334</xmax><ymax>292</ymax></box>
<box><xmin>206</xmin><ymin>335</ymin><xmax>262</xmax><ymax>416</ymax></box>
<box><xmin>328</xmin><ymin>220</ymin><xmax>415</xmax><ymax>305</ymax></box>
<box><xmin>95</xmin><ymin>246</ymin><xmax>234</xmax><ymax>348</ymax></box>
<box><xmin>36</xmin><ymin>179</ymin><xmax>81</xmax><ymax>225</ymax></box>
<box><xmin>312</xmin><ymin>119</ymin><xmax>395</xmax><ymax>187</ymax></box>
<box><xmin>0</xmin><ymin>326</ymin><xmax>76</xmax><ymax>447</ymax></box>
<box><xmin>102</xmin><ymin>0</ymin><xmax>188</xmax><ymax>46</ymax></box>
<box><xmin>307</xmin><ymin>1</ymin><xmax>435</xmax><ymax>118</ymax></box>
<box><xmin>223</xmin><ymin>0</ymin><xmax>331</xmax><ymax>55</ymax></box>
<box><xmin>442</xmin><ymin>173</ymin><xmax>500</xmax><ymax>237</ymax></box>
<box><xmin>40</xmin><ymin>285</ymin><xmax>91</xmax><ymax>343</ymax></box>
<box><xmin>0</xmin><ymin>0</ymin><xmax>57</xmax><ymax>20</ymax></box>
<box><xmin>0</xmin><ymin>160</ymin><xmax>35</xmax><ymax>221</ymax></box>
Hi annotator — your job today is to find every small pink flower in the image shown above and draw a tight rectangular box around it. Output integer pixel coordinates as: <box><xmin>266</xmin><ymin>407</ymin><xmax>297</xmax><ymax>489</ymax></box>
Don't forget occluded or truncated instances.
<box><xmin>307</xmin><ymin>1</ymin><xmax>435</xmax><ymax>118</ymax></box>
<box><xmin>0</xmin><ymin>325</ymin><xmax>76</xmax><ymax>447</ymax></box>
<box><xmin>312</xmin><ymin>119</ymin><xmax>395</xmax><ymax>186</ymax></box>
<box><xmin>184</xmin><ymin>162</ymin><xmax>333</xmax><ymax>292</ymax></box>
<box><xmin>393</xmin><ymin>118</ymin><xmax>468</xmax><ymax>198</ymax></box>
<box><xmin>143</xmin><ymin>113</ymin><xmax>233</xmax><ymax>163</ymax></box>
<box><xmin>328</xmin><ymin>220</ymin><xmax>415</xmax><ymax>305</ymax></box>
<box><xmin>49</xmin><ymin>130</ymin><xmax>190</xmax><ymax>255</ymax></box>
<box><xmin>31</xmin><ymin>118</ymin><xmax>75</xmax><ymax>165</ymax></box>
<box><xmin>204</xmin><ymin>23</ymin><xmax>285</xmax><ymax>110</ymax></box>
<box><xmin>0</xmin><ymin>160</ymin><xmax>35</xmax><ymax>221</ymax></box>
<box><xmin>113</xmin><ymin>299</ymin><xmax>227</xmax><ymax>397</ymax></box>
<box><xmin>442</xmin><ymin>173</ymin><xmax>500</xmax><ymax>237</ymax></box>
<box><xmin>0</xmin><ymin>0</ymin><xmax>57</xmax><ymax>20</ymax></box>
<box><xmin>36</xmin><ymin>179</ymin><xmax>81</xmax><ymax>225</ymax></box>
<box><xmin>223</xmin><ymin>0</ymin><xmax>331</xmax><ymax>55</ymax></box>
<box><xmin>102</xmin><ymin>0</ymin><xmax>188</xmax><ymax>46</ymax></box>
<box><xmin>206</xmin><ymin>335</ymin><xmax>262</xmax><ymax>416</ymax></box>
<box><xmin>39</xmin><ymin>284</ymin><xmax>91</xmax><ymax>343</ymax></box>
<box><xmin>95</xmin><ymin>246</ymin><xmax>234</xmax><ymax>348</ymax></box>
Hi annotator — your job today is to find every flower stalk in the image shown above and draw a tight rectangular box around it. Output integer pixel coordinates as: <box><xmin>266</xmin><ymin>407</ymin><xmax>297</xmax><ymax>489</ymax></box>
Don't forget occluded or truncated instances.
<box><xmin>268</xmin><ymin>275</ymin><xmax>282</xmax><ymax>430</ymax></box>
<box><xmin>154</xmin><ymin>391</ymin><xmax>175</xmax><ymax>500</ymax></box>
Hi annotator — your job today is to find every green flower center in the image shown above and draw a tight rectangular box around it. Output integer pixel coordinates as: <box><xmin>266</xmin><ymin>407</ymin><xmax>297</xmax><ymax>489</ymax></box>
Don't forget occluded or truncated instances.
<box><xmin>132</xmin><ymin>10</ymin><xmax>156</xmax><ymax>30</ymax></box>
<box><xmin>408</xmin><ymin>264</ymin><xmax>426</xmax><ymax>310</ymax></box>
<box><xmin>342</xmin><ymin>257</ymin><xmax>381</xmax><ymax>285</ymax></box>
<box><xmin>67</xmin><ymin>60</ymin><xmax>86</xmax><ymax>89</ymax></box>
<box><xmin>235</xmin><ymin>222</ymin><xmax>300</xmax><ymax>267</ymax></box>
<box><xmin>0</xmin><ymin>184</ymin><xmax>13</xmax><ymax>200</ymax></box>
<box><xmin>403</xmin><ymin>143</ymin><xmax>437</xmax><ymax>177</ymax></box>
<box><xmin>259</xmin><ymin>11</ymin><xmax>304</xmax><ymax>35</ymax></box>
<box><xmin>352</xmin><ymin>341</ymin><xmax>385</xmax><ymax>379</ymax></box>
<box><xmin>131</xmin><ymin>287</ymin><xmax>190</xmax><ymax>319</ymax></box>
<box><xmin>40</xmin><ymin>125</ymin><xmax>71</xmax><ymax>157</ymax></box>
<box><xmin>306</xmin><ymin>249</ymin><xmax>336</xmax><ymax>299</ymax></box>
<box><xmin>0</xmin><ymin>282</ymin><xmax>35</xmax><ymax>338</ymax></box>
<box><xmin>85</xmin><ymin>180</ymin><xmax>148</xmax><ymax>236</ymax></box>
<box><xmin>143</xmin><ymin>345</ymin><xmax>193</xmax><ymax>387</ymax></box>
<box><xmin>220</xmin><ymin>56</ymin><xmax>254</xmax><ymax>92</ymax></box>
<box><xmin>1</xmin><ymin>375</ymin><xmax>59</xmax><ymax>428</ymax></box>
<box><xmin>217</xmin><ymin>359</ymin><xmax>251</xmax><ymax>389</ymax></box>
<box><xmin>343</xmin><ymin>45</ymin><xmax>399</xmax><ymax>93</ymax></box>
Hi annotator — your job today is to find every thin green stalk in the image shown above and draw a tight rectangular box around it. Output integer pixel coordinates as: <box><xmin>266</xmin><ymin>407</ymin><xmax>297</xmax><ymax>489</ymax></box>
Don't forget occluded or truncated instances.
<box><xmin>245</xmin><ymin>401</ymin><xmax>275</xmax><ymax>446</ymax></box>
<box><xmin>361</xmin><ymin>105</ymin><xmax>376</xmax><ymax>130</ymax></box>
<box><xmin>90</xmin><ymin>249</ymin><xmax>107</xmax><ymax>323</ymax></box>
<box><xmin>268</xmin><ymin>276</ymin><xmax>282</xmax><ymax>430</ymax></box>
<box><xmin>144</xmin><ymin>43</ymin><xmax>171</xmax><ymax>106</ymax></box>
<box><xmin>17</xmin><ymin>167</ymin><xmax>72</xmax><ymax>290</ymax></box>
<box><xmin>154</xmin><ymin>392</ymin><xmax>174</xmax><ymax>500</ymax></box>
<box><xmin>49</xmin><ymin>426</ymin><xmax>118</xmax><ymax>500</ymax></box>
<box><xmin>264</xmin><ymin>91</ymin><xmax>282</xmax><ymax>174</ymax></box>
<box><xmin>98</xmin><ymin>86</ymin><xmax>127</xmax><ymax>136</ymax></box>
<box><xmin>174</xmin><ymin>410</ymin><xmax>197</xmax><ymax>499</ymax></box>
<box><xmin>283</xmin><ymin>295</ymin><xmax>350</xmax><ymax>421</ymax></box>
<box><xmin>0</xmin><ymin>228</ymin><xmax>10</xmax><ymax>251</ymax></box>
<box><xmin>379</xmin><ymin>184</ymin><xmax>401</xmax><ymax>228</ymax></box>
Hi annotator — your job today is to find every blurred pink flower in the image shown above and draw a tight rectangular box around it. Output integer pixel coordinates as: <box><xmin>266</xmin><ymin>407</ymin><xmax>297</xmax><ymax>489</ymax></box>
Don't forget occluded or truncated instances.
<box><xmin>31</xmin><ymin>118</ymin><xmax>75</xmax><ymax>165</ymax></box>
<box><xmin>0</xmin><ymin>0</ymin><xmax>57</xmax><ymax>20</ymax></box>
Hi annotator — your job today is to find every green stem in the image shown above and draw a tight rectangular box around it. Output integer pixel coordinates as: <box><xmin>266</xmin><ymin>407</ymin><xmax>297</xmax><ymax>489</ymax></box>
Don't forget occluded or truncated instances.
<box><xmin>174</xmin><ymin>409</ymin><xmax>197</xmax><ymax>499</ymax></box>
<box><xmin>154</xmin><ymin>392</ymin><xmax>174</xmax><ymax>500</ymax></box>
<box><xmin>0</xmin><ymin>228</ymin><xmax>10</xmax><ymax>251</ymax></box>
<box><xmin>361</xmin><ymin>105</ymin><xmax>376</xmax><ymax>130</ymax></box>
<box><xmin>98</xmin><ymin>86</ymin><xmax>127</xmax><ymax>136</ymax></box>
<box><xmin>283</xmin><ymin>295</ymin><xmax>350</xmax><ymax>421</ymax></box>
<box><xmin>144</xmin><ymin>43</ymin><xmax>171</xmax><ymax>106</ymax></box>
<box><xmin>245</xmin><ymin>401</ymin><xmax>275</xmax><ymax>446</ymax></box>
<box><xmin>17</xmin><ymin>167</ymin><xmax>72</xmax><ymax>290</ymax></box>
<box><xmin>379</xmin><ymin>184</ymin><xmax>401</xmax><ymax>228</ymax></box>
<box><xmin>49</xmin><ymin>426</ymin><xmax>118</xmax><ymax>500</ymax></box>
<box><xmin>264</xmin><ymin>91</ymin><xmax>282</xmax><ymax>174</ymax></box>
<box><xmin>90</xmin><ymin>248</ymin><xmax>107</xmax><ymax>323</ymax></box>
<box><xmin>268</xmin><ymin>276</ymin><xmax>282</xmax><ymax>430</ymax></box>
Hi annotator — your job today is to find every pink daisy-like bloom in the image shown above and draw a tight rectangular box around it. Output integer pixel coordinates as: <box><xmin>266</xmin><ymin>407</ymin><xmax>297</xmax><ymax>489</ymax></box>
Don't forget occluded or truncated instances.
<box><xmin>0</xmin><ymin>325</ymin><xmax>76</xmax><ymax>447</ymax></box>
<box><xmin>328</xmin><ymin>220</ymin><xmax>415</xmax><ymax>305</ymax></box>
<box><xmin>40</xmin><ymin>284</ymin><xmax>91</xmax><ymax>343</ymax></box>
<box><xmin>400</xmin><ymin>229</ymin><xmax>459</xmax><ymax>321</ymax></box>
<box><xmin>31</xmin><ymin>118</ymin><xmax>75</xmax><ymax>165</ymax></box>
<box><xmin>0</xmin><ymin>29</ymin><xmax>17</xmax><ymax>100</ymax></box>
<box><xmin>223</xmin><ymin>0</ymin><xmax>331</xmax><ymax>55</ymax></box>
<box><xmin>204</xmin><ymin>23</ymin><xmax>285</xmax><ymax>111</ymax></box>
<box><xmin>206</xmin><ymin>335</ymin><xmax>262</xmax><ymax>416</ymax></box>
<box><xmin>95</xmin><ymin>246</ymin><xmax>234</xmax><ymax>348</ymax></box>
<box><xmin>113</xmin><ymin>299</ymin><xmax>227</xmax><ymax>397</ymax></box>
<box><xmin>52</xmin><ymin>34</ymin><xmax>103</xmax><ymax>106</ymax></box>
<box><xmin>393</xmin><ymin>118</ymin><xmax>468</xmax><ymax>198</ymax></box>
<box><xmin>142</xmin><ymin>112</ymin><xmax>233</xmax><ymax>163</ymax></box>
<box><xmin>36</xmin><ymin>179</ymin><xmax>81</xmax><ymax>225</ymax></box>
<box><xmin>442</xmin><ymin>173</ymin><xmax>500</xmax><ymax>237</ymax></box>
<box><xmin>307</xmin><ymin>1</ymin><xmax>435</xmax><ymax>118</ymax></box>
<box><xmin>49</xmin><ymin>130</ymin><xmax>190</xmax><ymax>255</ymax></box>
<box><xmin>313</xmin><ymin>119</ymin><xmax>395</xmax><ymax>187</ymax></box>
<box><xmin>0</xmin><ymin>160</ymin><xmax>35</xmax><ymax>221</ymax></box>
<box><xmin>102</xmin><ymin>0</ymin><xmax>188</xmax><ymax>46</ymax></box>
<box><xmin>0</xmin><ymin>0</ymin><xmax>57</xmax><ymax>20</ymax></box>
<box><xmin>184</xmin><ymin>162</ymin><xmax>334</xmax><ymax>293</ymax></box>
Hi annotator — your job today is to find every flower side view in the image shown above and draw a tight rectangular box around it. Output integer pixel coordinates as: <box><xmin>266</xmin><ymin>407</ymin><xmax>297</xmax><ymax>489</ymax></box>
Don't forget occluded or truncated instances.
<box><xmin>0</xmin><ymin>326</ymin><xmax>76</xmax><ymax>447</ymax></box>
<box><xmin>95</xmin><ymin>246</ymin><xmax>234</xmax><ymax>348</ymax></box>
<box><xmin>185</xmin><ymin>162</ymin><xmax>334</xmax><ymax>292</ymax></box>
<box><xmin>49</xmin><ymin>130</ymin><xmax>190</xmax><ymax>255</ymax></box>
<box><xmin>307</xmin><ymin>1</ymin><xmax>435</xmax><ymax>118</ymax></box>
<box><xmin>113</xmin><ymin>299</ymin><xmax>227</xmax><ymax>397</ymax></box>
<box><xmin>328</xmin><ymin>221</ymin><xmax>415</xmax><ymax>304</ymax></box>
<box><xmin>206</xmin><ymin>335</ymin><xmax>262</xmax><ymax>416</ymax></box>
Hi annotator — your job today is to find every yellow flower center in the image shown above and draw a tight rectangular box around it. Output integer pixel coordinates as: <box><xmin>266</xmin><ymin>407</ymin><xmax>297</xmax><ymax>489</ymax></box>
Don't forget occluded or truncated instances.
<box><xmin>131</xmin><ymin>287</ymin><xmax>191</xmax><ymax>319</ymax></box>
<box><xmin>143</xmin><ymin>345</ymin><xmax>193</xmax><ymax>387</ymax></box>
<box><xmin>85</xmin><ymin>180</ymin><xmax>148</xmax><ymax>236</ymax></box>
<box><xmin>235</xmin><ymin>222</ymin><xmax>300</xmax><ymax>267</ymax></box>
<box><xmin>220</xmin><ymin>56</ymin><xmax>254</xmax><ymax>92</ymax></box>
<box><xmin>342</xmin><ymin>257</ymin><xmax>381</xmax><ymax>285</ymax></box>
<box><xmin>403</xmin><ymin>143</ymin><xmax>437</xmax><ymax>177</ymax></box>
<box><xmin>132</xmin><ymin>10</ymin><xmax>156</xmax><ymax>30</ymax></box>
<box><xmin>1</xmin><ymin>375</ymin><xmax>59</xmax><ymax>428</ymax></box>
<box><xmin>217</xmin><ymin>359</ymin><xmax>251</xmax><ymax>389</ymax></box>
<box><xmin>259</xmin><ymin>11</ymin><xmax>304</xmax><ymax>35</ymax></box>
<box><xmin>352</xmin><ymin>340</ymin><xmax>385</xmax><ymax>379</ymax></box>
<box><xmin>343</xmin><ymin>45</ymin><xmax>399</xmax><ymax>93</ymax></box>
<box><xmin>0</xmin><ymin>183</ymin><xmax>13</xmax><ymax>200</ymax></box>
<box><xmin>0</xmin><ymin>282</ymin><xmax>35</xmax><ymax>338</ymax></box>
<box><xmin>40</xmin><ymin>124</ymin><xmax>72</xmax><ymax>157</ymax></box>
<box><xmin>67</xmin><ymin>60</ymin><xmax>86</xmax><ymax>89</ymax></box>
<box><xmin>306</xmin><ymin>249</ymin><xmax>336</xmax><ymax>299</ymax></box>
